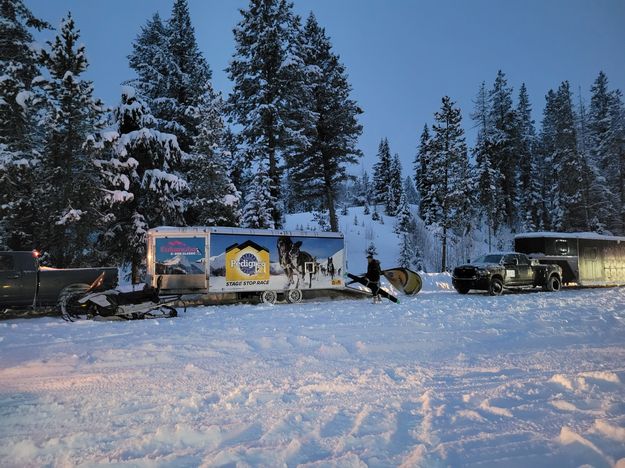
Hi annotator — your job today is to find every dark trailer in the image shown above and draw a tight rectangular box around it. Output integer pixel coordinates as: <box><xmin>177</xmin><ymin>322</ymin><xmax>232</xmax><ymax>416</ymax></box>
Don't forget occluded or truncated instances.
<box><xmin>515</xmin><ymin>232</ymin><xmax>625</xmax><ymax>286</ymax></box>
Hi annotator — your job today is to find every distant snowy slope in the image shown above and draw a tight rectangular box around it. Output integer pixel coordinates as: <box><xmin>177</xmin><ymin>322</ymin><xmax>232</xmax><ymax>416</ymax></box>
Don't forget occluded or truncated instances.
<box><xmin>284</xmin><ymin>205</ymin><xmax>406</xmax><ymax>275</ymax></box>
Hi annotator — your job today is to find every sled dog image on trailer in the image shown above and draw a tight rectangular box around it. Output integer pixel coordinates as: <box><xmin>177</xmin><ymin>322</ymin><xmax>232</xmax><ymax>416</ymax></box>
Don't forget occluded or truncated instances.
<box><xmin>515</xmin><ymin>232</ymin><xmax>625</xmax><ymax>287</ymax></box>
<box><xmin>146</xmin><ymin>226</ymin><xmax>346</xmax><ymax>303</ymax></box>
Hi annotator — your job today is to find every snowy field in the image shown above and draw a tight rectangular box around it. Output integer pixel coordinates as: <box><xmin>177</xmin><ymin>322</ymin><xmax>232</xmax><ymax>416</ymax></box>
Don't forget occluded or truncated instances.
<box><xmin>1</xmin><ymin>279</ymin><xmax>625</xmax><ymax>467</ymax></box>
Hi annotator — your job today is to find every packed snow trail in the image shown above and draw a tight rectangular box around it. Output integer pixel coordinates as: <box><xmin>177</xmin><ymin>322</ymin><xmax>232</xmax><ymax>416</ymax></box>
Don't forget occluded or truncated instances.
<box><xmin>1</xmin><ymin>284</ymin><xmax>625</xmax><ymax>466</ymax></box>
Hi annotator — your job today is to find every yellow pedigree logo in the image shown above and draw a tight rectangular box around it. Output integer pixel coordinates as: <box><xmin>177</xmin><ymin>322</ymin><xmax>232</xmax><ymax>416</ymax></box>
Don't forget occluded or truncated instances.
<box><xmin>225</xmin><ymin>241</ymin><xmax>270</xmax><ymax>282</ymax></box>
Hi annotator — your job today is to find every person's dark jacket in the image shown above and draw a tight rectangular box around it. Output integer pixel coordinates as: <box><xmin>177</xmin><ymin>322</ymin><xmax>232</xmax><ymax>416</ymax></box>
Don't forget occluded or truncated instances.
<box><xmin>366</xmin><ymin>259</ymin><xmax>382</xmax><ymax>283</ymax></box>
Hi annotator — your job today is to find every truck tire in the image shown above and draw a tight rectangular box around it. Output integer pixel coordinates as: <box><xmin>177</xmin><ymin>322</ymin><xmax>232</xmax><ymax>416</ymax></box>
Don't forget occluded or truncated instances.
<box><xmin>286</xmin><ymin>289</ymin><xmax>303</xmax><ymax>303</ymax></box>
<box><xmin>58</xmin><ymin>283</ymin><xmax>90</xmax><ymax>319</ymax></box>
<box><xmin>544</xmin><ymin>274</ymin><xmax>561</xmax><ymax>292</ymax></box>
<box><xmin>259</xmin><ymin>290</ymin><xmax>277</xmax><ymax>304</ymax></box>
<box><xmin>488</xmin><ymin>277</ymin><xmax>504</xmax><ymax>296</ymax></box>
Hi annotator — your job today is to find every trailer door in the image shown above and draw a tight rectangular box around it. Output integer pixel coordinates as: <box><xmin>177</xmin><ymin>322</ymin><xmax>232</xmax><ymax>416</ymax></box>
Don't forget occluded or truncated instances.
<box><xmin>580</xmin><ymin>246</ymin><xmax>602</xmax><ymax>284</ymax></box>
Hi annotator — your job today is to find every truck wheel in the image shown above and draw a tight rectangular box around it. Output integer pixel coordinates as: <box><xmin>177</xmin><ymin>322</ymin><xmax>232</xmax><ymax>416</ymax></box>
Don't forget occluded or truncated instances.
<box><xmin>544</xmin><ymin>275</ymin><xmax>561</xmax><ymax>292</ymax></box>
<box><xmin>455</xmin><ymin>286</ymin><xmax>470</xmax><ymax>294</ymax></box>
<box><xmin>58</xmin><ymin>283</ymin><xmax>90</xmax><ymax>319</ymax></box>
<box><xmin>488</xmin><ymin>278</ymin><xmax>503</xmax><ymax>296</ymax></box>
<box><xmin>286</xmin><ymin>289</ymin><xmax>303</xmax><ymax>303</ymax></box>
<box><xmin>260</xmin><ymin>290</ymin><xmax>277</xmax><ymax>304</ymax></box>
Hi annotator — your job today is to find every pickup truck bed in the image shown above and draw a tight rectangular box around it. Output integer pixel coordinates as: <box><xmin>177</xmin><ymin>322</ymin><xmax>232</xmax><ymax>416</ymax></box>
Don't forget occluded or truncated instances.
<box><xmin>1</xmin><ymin>251</ymin><xmax>118</xmax><ymax>309</ymax></box>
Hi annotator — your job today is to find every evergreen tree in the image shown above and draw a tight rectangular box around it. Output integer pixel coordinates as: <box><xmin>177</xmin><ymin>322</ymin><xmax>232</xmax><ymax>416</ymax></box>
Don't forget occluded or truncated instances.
<box><xmin>537</xmin><ymin>91</ymin><xmax>558</xmax><ymax>230</ymax></box>
<box><xmin>185</xmin><ymin>84</ymin><xmax>240</xmax><ymax>226</ymax></box>
<box><xmin>488</xmin><ymin>71</ymin><xmax>518</xmax><ymax>226</ymax></box>
<box><xmin>38</xmin><ymin>14</ymin><xmax>106</xmax><ymax>266</ymax></box>
<box><xmin>127</xmin><ymin>12</ymin><xmax>168</xmax><ymax>111</ymax></box>
<box><xmin>385</xmin><ymin>153</ymin><xmax>403</xmax><ymax>215</ymax></box>
<box><xmin>588</xmin><ymin>72</ymin><xmax>624</xmax><ymax>233</ymax></box>
<box><xmin>227</xmin><ymin>0</ymin><xmax>311</xmax><ymax>228</ymax></box>
<box><xmin>428</xmin><ymin>96</ymin><xmax>471</xmax><ymax>271</ymax></box>
<box><xmin>0</xmin><ymin>0</ymin><xmax>49</xmax><ymax>250</ymax></box>
<box><xmin>414</xmin><ymin>125</ymin><xmax>434</xmax><ymax>223</ymax></box>
<box><xmin>373</xmin><ymin>137</ymin><xmax>392</xmax><ymax>205</ymax></box>
<box><xmin>91</xmin><ymin>87</ymin><xmax>186</xmax><ymax>282</ymax></box>
<box><xmin>471</xmin><ymin>81</ymin><xmax>504</xmax><ymax>246</ymax></box>
<box><xmin>515</xmin><ymin>83</ymin><xmax>543</xmax><ymax>231</ymax></box>
<box><xmin>365</xmin><ymin>242</ymin><xmax>377</xmax><ymax>256</ymax></box>
<box><xmin>604</xmin><ymin>90</ymin><xmax>625</xmax><ymax>233</ymax></box>
<box><xmin>286</xmin><ymin>13</ymin><xmax>362</xmax><ymax>231</ymax></box>
<box><xmin>128</xmin><ymin>1</ymin><xmax>210</xmax><ymax>154</ymax></box>
<box><xmin>551</xmin><ymin>81</ymin><xmax>591</xmax><ymax>230</ymax></box>
<box><xmin>241</xmin><ymin>160</ymin><xmax>275</xmax><ymax>229</ymax></box>
<box><xmin>394</xmin><ymin>189</ymin><xmax>413</xmax><ymax>234</ymax></box>
<box><xmin>403</xmin><ymin>175</ymin><xmax>419</xmax><ymax>205</ymax></box>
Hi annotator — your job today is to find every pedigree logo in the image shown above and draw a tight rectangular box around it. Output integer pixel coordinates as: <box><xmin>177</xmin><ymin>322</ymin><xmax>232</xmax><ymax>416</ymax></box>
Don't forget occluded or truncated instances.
<box><xmin>225</xmin><ymin>241</ymin><xmax>270</xmax><ymax>282</ymax></box>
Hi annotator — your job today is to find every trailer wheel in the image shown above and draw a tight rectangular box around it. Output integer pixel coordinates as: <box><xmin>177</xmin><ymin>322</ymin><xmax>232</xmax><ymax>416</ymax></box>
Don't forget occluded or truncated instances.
<box><xmin>286</xmin><ymin>289</ymin><xmax>303</xmax><ymax>303</ymax></box>
<box><xmin>544</xmin><ymin>274</ymin><xmax>561</xmax><ymax>292</ymax></box>
<box><xmin>260</xmin><ymin>290</ymin><xmax>277</xmax><ymax>304</ymax></box>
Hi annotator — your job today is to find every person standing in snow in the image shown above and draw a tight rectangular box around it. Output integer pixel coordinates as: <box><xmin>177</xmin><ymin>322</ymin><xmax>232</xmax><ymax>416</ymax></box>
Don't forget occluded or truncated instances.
<box><xmin>365</xmin><ymin>254</ymin><xmax>382</xmax><ymax>303</ymax></box>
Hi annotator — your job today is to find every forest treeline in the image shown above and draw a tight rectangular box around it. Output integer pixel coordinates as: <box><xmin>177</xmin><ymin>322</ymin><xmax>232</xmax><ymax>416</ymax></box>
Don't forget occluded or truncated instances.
<box><xmin>1</xmin><ymin>0</ymin><xmax>623</xmax><ymax>276</ymax></box>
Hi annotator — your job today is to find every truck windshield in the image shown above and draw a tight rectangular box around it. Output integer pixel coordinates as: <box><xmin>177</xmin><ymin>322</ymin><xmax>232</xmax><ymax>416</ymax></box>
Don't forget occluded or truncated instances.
<box><xmin>473</xmin><ymin>254</ymin><xmax>503</xmax><ymax>264</ymax></box>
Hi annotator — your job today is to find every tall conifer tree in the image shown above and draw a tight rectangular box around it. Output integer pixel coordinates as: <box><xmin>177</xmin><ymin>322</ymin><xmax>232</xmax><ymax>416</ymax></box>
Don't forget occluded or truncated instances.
<box><xmin>38</xmin><ymin>14</ymin><xmax>105</xmax><ymax>266</ymax></box>
<box><xmin>227</xmin><ymin>0</ymin><xmax>310</xmax><ymax>228</ymax></box>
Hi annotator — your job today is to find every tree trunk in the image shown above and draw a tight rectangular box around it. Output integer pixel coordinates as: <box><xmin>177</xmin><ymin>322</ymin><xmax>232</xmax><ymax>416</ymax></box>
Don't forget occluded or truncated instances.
<box><xmin>442</xmin><ymin>224</ymin><xmax>447</xmax><ymax>272</ymax></box>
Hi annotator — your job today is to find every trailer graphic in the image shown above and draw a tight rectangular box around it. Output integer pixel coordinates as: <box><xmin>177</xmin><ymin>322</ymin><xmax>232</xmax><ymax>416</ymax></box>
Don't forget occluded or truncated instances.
<box><xmin>146</xmin><ymin>227</ymin><xmax>345</xmax><ymax>301</ymax></box>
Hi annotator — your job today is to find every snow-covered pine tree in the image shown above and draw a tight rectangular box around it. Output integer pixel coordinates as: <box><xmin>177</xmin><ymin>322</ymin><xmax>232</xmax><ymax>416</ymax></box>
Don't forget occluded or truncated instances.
<box><xmin>489</xmin><ymin>71</ymin><xmax>518</xmax><ymax>227</ymax></box>
<box><xmin>428</xmin><ymin>96</ymin><xmax>472</xmax><ymax>271</ymax></box>
<box><xmin>365</xmin><ymin>242</ymin><xmax>377</xmax><ymax>256</ymax></box>
<box><xmin>470</xmin><ymin>81</ymin><xmax>504</xmax><ymax>247</ymax></box>
<box><xmin>588</xmin><ymin>72</ymin><xmax>625</xmax><ymax>233</ymax></box>
<box><xmin>551</xmin><ymin>81</ymin><xmax>592</xmax><ymax>231</ymax></box>
<box><xmin>394</xmin><ymin>189</ymin><xmax>413</xmax><ymax>234</ymax></box>
<box><xmin>415</xmin><ymin>125</ymin><xmax>435</xmax><ymax>223</ymax></box>
<box><xmin>185</xmin><ymin>84</ymin><xmax>240</xmax><ymax>226</ymax></box>
<box><xmin>372</xmin><ymin>137</ymin><xmax>392</xmax><ymax>205</ymax></box>
<box><xmin>241</xmin><ymin>160</ymin><xmax>275</xmax><ymax>229</ymax></box>
<box><xmin>227</xmin><ymin>0</ymin><xmax>312</xmax><ymax>228</ymax></box>
<box><xmin>37</xmin><ymin>14</ymin><xmax>106</xmax><ymax>267</ymax></box>
<box><xmin>385</xmin><ymin>153</ymin><xmax>402</xmax><ymax>215</ymax></box>
<box><xmin>515</xmin><ymin>83</ymin><xmax>543</xmax><ymax>232</ymax></box>
<box><xmin>286</xmin><ymin>12</ymin><xmax>363</xmax><ymax>231</ymax></box>
<box><xmin>536</xmin><ymin>90</ymin><xmax>558</xmax><ymax>230</ymax></box>
<box><xmin>128</xmin><ymin>1</ymin><xmax>210</xmax><ymax>155</ymax></box>
<box><xmin>127</xmin><ymin>12</ymin><xmax>168</xmax><ymax>112</ymax></box>
<box><xmin>397</xmin><ymin>233</ymin><xmax>413</xmax><ymax>269</ymax></box>
<box><xmin>0</xmin><ymin>0</ymin><xmax>49</xmax><ymax>250</ymax></box>
<box><xmin>91</xmin><ymin>86</ymin><xmax>186</xmax><ymax>282</ymax></box>
<box><xmin>403</xmin><ymin>175</ymin><xmax>419</xmax><ymax>205</ymax></box>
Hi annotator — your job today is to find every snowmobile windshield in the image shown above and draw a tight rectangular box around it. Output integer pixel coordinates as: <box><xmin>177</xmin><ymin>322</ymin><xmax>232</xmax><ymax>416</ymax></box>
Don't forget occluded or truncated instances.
<box><xmin>473</xmin><ymin>254</ymin><xmax>504</xmax><ymax>265</ymax></box>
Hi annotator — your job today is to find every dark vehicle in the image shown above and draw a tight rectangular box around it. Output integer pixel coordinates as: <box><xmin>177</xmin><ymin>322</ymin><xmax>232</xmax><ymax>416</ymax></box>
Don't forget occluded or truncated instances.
<box><xmin>452</xmin><ymin>252</ymin><xmax>563</xmax><ymax>296</ymax></box>
<box><xmin>0</xmin><ymin>251</ymin><xmax>118</xmax><ymax>310</ymax></box>
<box><xmin>515</xmin><ymin>232</ymin><xmax>625</xmax><ymax>287</ymax></box>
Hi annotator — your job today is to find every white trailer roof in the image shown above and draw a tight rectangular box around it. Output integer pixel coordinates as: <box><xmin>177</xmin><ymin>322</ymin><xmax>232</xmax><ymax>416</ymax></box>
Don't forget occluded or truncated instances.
<box><xmin>515</xmin><ymin>232</ymin><xmax>625</xmax><ymax>242</ymax></box>
<box><xmin>148</xmin><ymin>226</ymin><xmax>344</xmax><ymax>239</ymax></box>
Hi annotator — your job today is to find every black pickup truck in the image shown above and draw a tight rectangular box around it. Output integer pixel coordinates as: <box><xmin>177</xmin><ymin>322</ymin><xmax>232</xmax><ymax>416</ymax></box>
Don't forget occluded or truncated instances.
<box><xmin>452</xmin><ymin>252</ymin><xmax>562</xmax><ymax>296</ymax></box>
<box><xmin>0</xmin><ymin>251</ymin><xmax>118</xmax><ymax>310</ymax></box>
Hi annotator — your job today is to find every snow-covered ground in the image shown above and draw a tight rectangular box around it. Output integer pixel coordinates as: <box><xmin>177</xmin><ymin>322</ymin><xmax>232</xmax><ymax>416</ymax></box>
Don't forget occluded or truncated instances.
<box><xmin>1</xmin><ymin>280</ymin><xmax>625</xmax><ymax>467</ymax></box>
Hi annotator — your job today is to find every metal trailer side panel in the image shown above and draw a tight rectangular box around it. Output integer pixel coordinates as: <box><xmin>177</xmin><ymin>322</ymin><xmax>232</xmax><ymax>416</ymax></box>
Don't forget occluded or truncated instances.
<box><xmin>578</xmin><ymin>238</ymin><xmax>625</xmax><ymax>286</ymax></box>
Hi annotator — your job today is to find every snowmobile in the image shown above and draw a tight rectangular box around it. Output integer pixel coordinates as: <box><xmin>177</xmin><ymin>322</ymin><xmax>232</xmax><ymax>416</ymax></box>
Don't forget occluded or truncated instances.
<box><xmin>60</xmin><ymin>274</ymin><xmax>183</xmax><ymax>321</ymax></box>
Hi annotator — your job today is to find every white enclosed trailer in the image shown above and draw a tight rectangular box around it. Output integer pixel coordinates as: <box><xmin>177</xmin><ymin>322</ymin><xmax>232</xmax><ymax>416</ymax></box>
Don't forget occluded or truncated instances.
<box><xmin>146</xmin><ymin>226</ymin><xmax>346</xmax><ymax>303</ymax></box>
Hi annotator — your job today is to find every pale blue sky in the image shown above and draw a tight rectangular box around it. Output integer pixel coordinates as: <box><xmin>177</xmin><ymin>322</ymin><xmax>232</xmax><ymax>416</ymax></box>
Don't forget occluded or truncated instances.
<box><xmin>29</xmin><ymin>0</ymin><xmax>625</xmax><ymax>175</ymax></box>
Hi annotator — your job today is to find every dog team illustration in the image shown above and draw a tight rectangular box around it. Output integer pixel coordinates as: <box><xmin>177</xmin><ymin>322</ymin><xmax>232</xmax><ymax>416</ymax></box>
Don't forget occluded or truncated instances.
<box><xmin>277</xmin><ymin>236</ymin><xmax>341</xmax><ymax>289</ymax></box>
